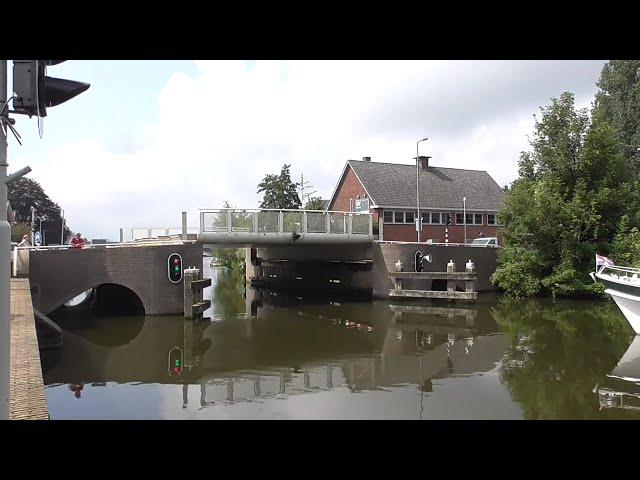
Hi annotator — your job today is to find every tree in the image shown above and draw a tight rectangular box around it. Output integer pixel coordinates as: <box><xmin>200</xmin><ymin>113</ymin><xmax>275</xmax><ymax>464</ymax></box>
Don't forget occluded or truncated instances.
<box><xmin>593</xmin><ymin>60</ymin><xmax>640</xmax><ymax>175</ymax></box>
<box><xmin>257</xmin><ymin>164</ymin><xmax>301</xmax><ymax>209</ymax></box>
<box><xmin>304</xmin><ymin>196</ymin><xmax>325</xmax><ymax>210</ymax></box>
<box><xmin>7</xmin><ymin>177</ymin><xmax>71</xmax><ymax>241</ymax></box>
<box><xmin>492</xmin><ymin>92</ymin><xmax>631</xmax><ymax>298</ymax></box>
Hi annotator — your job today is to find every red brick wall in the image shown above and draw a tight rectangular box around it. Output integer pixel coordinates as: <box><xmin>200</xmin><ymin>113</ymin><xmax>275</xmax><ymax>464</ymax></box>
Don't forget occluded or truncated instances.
<box><xmin>382</xmin><ymin>224</ymin><xmax>500</xmax><ymax>242</ymax></box>
<box><xmin>329</xmin><ymin>165</ymin><xmax>370</xmax><ymax>213</ymax></box>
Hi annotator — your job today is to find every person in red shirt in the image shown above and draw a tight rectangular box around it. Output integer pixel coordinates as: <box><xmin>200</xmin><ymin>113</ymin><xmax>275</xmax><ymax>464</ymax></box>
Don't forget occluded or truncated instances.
<box><xmin>69</xmin><ymin>233</ymin><xmax>85</xmax><ymax>249</ymax></box>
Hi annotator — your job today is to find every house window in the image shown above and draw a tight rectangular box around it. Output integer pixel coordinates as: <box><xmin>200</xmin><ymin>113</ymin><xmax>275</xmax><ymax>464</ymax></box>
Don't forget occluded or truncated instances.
<box><xmin>421</xmin><ymin>212</ymin><xmax>429</xmax><ymax>225</ymax></box>
<box><xmin>455</xmin><ymin>213</ymin><xmax>463</xmax><ymax>224</ymax></box>
<box><xmin>383</xmin><ymin>210</ymin><xmax>393</xmax><ymax>223</ymax></box>
<box><xmin>394</xmin><ymin>211</ymin><xmax>404</xmax><ymax>223</ymax></box>
<box><xmin>475</xmin><ymin>213</ymin><xmax>483</xmax><ymax>225</ymax></box>
<box><xmin>405</xmin><ymin>211</ymin><xmax>415</xmax><ymax>224</ymax></box>
<box><xmin>430</xmin><ymin>212</ymin><xmax>441</xmax><ymax>224</ymax></box>
<box><xmin>465</xmin><ymin>213</ymin><xmax>473</xmax><ymax>225</ymax></box>
<box><xmin>487</xmin><ymin>214</ymin><xmax>496</xmax><ymax>226</ymax></box>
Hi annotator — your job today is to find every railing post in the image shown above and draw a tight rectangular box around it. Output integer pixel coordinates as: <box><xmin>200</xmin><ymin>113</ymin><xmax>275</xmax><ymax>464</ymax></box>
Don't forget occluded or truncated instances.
<box><xmin>326</xmin><ymin>212</ymin><xmax>331</xmax><ymax>234</ymax></box>
<box><xmin>253</xmin><ymin>211</ymin><xmax>258</xmax><ymax>233</ymax></box>
<box><xmin>369</xmin><ymin>214</ymin><xmax>373</xmax><ymax>236</ymax></box>
<box><xmin>182</xmin><ymin>212</ymin><xmax>187</xmax><ymax>240</ymax></box>
<box><xmin>278</xmin><ymin>210</ymin><xmax>283</xmax><ymax>233</ymax></box>
<box><xmin>227</xmin><ymin>210</ymin><xmax>232</xmax><ymax>233</ymax></box>
<box><xmin>303</xmin><ymin>211</ymin><xmax>307</xmax><ymax>234</ymax></box>
<box><xmin>347</xmin><ymin>214</ymin><xmax>352</xmax><ymax>235</ymax></box>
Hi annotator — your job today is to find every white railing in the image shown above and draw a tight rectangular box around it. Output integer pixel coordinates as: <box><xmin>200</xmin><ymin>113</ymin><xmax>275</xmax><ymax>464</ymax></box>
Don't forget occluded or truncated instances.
<box><xmin>198</xmin><ymin>208</ymin><xmax>373</xmax><ymax>244</ymax></box>
<box><xmin>598</xmin><ymin>264</ymin><xmax>640</xmax><ymax>280</ymax></box>
<box><xmin>130</xmin><ymin>226</ymin><xmax>199</xmax><ymax>241</ymax></box>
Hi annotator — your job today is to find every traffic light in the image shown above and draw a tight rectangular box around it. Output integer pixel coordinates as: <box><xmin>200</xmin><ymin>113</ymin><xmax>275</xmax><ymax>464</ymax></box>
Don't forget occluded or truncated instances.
<box><xmin>12</xmin><ymin>60</ymin><xmax>90</xmax><ymax>118</ymax></box>
<box><xmin>415</xmin><ymin>251</ymin><xmax>424</xmax><ymax>272</ymax></box>
<box><xmin>168</xmin><ymin>253</ymin><xmax>183</xmax><ymax>283</ymax></box>
<box><xmin>168</xmin><ymin>347</ymin><xmax>184</xmax><ymax>375</ymax></box>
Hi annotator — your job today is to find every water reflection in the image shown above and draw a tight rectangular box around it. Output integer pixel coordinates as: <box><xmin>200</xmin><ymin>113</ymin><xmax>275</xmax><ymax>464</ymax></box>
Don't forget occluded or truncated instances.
<box><xmin>40</xmin><ymin>261</ymin><xmax>640</xmax><ymax>419</ymax></box>
<box><xmin>597</xmin><ymin>336</ymin><xmax>640</xmax><ymax>412</ymax></box>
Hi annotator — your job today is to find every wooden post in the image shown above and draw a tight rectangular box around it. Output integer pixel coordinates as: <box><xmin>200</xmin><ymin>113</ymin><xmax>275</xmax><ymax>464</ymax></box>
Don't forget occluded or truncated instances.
<box><xmin>184</xmin><ymin>267</ymin><xmax>198</xmax><ymax>318</ymax></box>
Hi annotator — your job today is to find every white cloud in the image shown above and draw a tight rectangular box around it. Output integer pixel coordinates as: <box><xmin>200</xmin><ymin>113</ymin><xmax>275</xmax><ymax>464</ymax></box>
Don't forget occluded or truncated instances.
<box><xmin>17</xmin><ymin>60</ymin><xmax>605</xmax><ymax>239</ymax></box>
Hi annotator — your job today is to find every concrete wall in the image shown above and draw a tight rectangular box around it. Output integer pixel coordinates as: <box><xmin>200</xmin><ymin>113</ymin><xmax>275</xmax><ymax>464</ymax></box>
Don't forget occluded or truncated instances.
<box><xmin>244</xmin><ymin>242</ymin><xmax>498</xmax><ymax>299</ymax></box>
<box><xmin>28</xmin><ymin>243</ymin><xmax>203</xmax><ymax>315</ymax></box>
<box><xmin>371</xmin><ymin>243</ymin><xmax>498</xmax><ymax>297</ymax></box>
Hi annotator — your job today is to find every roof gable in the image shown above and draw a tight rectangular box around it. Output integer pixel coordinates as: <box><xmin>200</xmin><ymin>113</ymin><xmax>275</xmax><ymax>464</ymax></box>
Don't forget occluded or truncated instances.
<box><xmin>347</xmin><ymin>160</ymin><xmax>506</xmax><ymax>210</ymax></box>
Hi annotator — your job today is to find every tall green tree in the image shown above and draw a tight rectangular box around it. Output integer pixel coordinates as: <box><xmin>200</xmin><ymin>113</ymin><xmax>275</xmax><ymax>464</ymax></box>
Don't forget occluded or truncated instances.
<box><xmin>257</xmin><ymin>164</ymin><xmax>301</xmax><ymax>209</ymax></box>
<box><xmin>304</xmin><ymin>196</ymin><xmax>325</xmax><ymax>210</ymax></box>
<box><xmin>492</xmin><ymin>92</ymin><xmax>631</xmax><ymax>298</ymax></box>
<box><xmin>8</xmin><ymin>177</ymin><xmax>63</xmax><ymax>222</ymax></box>
<box><xmin>593</xmin><ymin>60</ymin><xmax>640</xmax><ymax>175</ymax></box>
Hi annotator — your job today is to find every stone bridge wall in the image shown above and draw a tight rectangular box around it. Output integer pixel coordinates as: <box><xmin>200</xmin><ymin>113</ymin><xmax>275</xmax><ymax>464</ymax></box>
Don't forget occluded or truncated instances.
<box><xmin>28</xmin><ymin>242</ymin><xmax>203</xmax><ymax>315</ymax></box>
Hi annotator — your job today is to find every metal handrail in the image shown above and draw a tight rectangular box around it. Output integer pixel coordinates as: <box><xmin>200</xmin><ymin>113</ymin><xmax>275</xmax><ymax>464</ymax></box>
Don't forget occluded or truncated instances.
<box><xmin>598</xmin><ymin>265</ymin><xmax>640</xmax><ymax>276</ymax></box>
<box><xmin>198</xmin><ymin>208</ymin><xmax>371</xmax><ymax>216</ymax></box>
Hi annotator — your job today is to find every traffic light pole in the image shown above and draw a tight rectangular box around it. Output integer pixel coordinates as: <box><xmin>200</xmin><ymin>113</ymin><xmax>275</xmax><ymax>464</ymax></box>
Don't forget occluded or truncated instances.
<box><xmin>1</xmin><ymin>59</ymin><xmax>10</xmax><ymax>420</ymax></box>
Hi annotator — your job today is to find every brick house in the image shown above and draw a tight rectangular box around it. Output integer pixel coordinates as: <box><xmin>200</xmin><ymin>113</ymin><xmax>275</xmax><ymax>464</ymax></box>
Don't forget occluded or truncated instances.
<box><xmin>327</xmin><ymin>157</ymin><xmax>506</xmax><ymax>243</ymax></box>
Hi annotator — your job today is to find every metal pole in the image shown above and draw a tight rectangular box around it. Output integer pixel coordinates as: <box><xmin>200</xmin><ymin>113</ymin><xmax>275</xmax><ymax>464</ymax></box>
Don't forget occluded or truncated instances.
<box><xmin>416</xmin><ymin>141</ymin><xmax>420</xmax><ymax>243</ymax></box>
<box><xmin>31</xmin><ymin>207</ymin><xmax>35</xmax><ymax>245</ymax></box>
<box><xmin>463</xmin><ymin>196</ymin><xmax>467</xmax><ymax>244</ymax></box>
<box><xmin>60</xmin><ymin>209</ymin><xmax>64</xmax><ymax>245</ymax></box>
<box><xmin>0</xmin><ymin>60</ymin><xmax>10</xmax><ymax>419</ymax></box>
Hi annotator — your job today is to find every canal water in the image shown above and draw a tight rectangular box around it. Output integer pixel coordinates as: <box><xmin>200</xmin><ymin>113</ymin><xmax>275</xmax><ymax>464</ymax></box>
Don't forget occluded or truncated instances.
<box><xmin>40</xmin><ymin>260</ymin><xmax>640</xmax><ymax>420</ymax></box>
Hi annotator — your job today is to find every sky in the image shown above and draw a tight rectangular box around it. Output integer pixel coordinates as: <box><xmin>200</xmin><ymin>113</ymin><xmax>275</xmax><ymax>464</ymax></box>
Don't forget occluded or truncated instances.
<box><xmin>7</xmin><ymin>60</ymin><xmax>606</xmax><ymax>240</ymax></box>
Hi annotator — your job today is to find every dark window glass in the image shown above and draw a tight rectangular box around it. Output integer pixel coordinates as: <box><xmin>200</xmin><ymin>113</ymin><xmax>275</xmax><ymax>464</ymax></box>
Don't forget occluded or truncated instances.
<box><xmin>475</xmin><ymin>213</ymin><xmax>483</xmax><ymax>225</ymax></box>
<box><xmin>466</xmin><ymin>213</ymin><xmax>473</xmax><ymax>224</ymax></box>
<box><xmin>383</xmin><ymin>211</ymin><xmax>393</xmax><ymax>223</ymax></box>
<box><xmin>431</xmin><ymin>212</ymin><xmax>440</xmax><ymax>224</ymax></box>
<box><xmin>456</xmin><ymin>213</ymin><xmax>463</xmax><ymax>224</ymax></box>
<box><xmin>394</xmin><ymin>211</ymin><xmax>404</xmax><ymax>223</ymax></box>
<box><xmin>405</xmin><ymin>211</ymin><xmax>414</xmax><ymax>224</ymax></box>
<box><xmin>421</xmin><ymin>212</ymin><xmax>429</xmax><ymax>225</ymax></box>
<box><xmin>487</xmin><ymin>214</ymin><xmax>496</xmax><ymax>225</ymax></box>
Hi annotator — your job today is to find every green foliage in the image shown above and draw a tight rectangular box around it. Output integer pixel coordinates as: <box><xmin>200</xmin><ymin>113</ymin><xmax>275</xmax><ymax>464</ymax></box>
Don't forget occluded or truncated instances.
<box><xmin>11</xmin><ymin>222</ymin><xmax>31</xmax><ymax>243</ymax></box>
<box><xmin>214</xmin><ymin>247</ymin><xmax>245</xmax><ymax>273</ymax></box>
<box><xmin>610</xmin><ymin>214</ymin><xmax>640</xmax><ymax>267</ymax></box>
<box><xmin>257</xmin><ymin>164</ymin><xmax>301</xmax><ymax>209</ymax></box>
<box><xmin>493</xmin><ymin>92</ymin><xmax>633</xmax><ymax>297</ymax></box>
<box><xmin>304</xmin><ymin>196</ymin><xmax>325</xmax><ymax>210</ymax></box>
<box><xmin>593</xmin><ymin>60</ymin><xmax>640</xmax><ymax>175</ymax></box>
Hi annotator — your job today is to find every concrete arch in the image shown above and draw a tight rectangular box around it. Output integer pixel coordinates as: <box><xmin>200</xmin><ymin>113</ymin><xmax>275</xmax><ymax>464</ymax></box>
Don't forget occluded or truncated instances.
<box><xmin>27</xmin><ymin>243</ymin><xmax>203</xmax><ymax>316</ymax></box>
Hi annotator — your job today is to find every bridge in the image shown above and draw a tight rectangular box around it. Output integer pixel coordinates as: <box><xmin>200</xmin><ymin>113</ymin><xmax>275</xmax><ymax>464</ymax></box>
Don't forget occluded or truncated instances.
<box><xmin>198</xmin><ymin>209</ymin><xmax>374</xmax><ymax>245</ymax></box>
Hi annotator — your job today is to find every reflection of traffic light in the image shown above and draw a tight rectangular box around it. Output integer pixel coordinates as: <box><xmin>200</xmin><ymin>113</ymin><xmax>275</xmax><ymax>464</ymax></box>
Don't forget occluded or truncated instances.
<box><xmin>12</xmin><ymin>60</ymin><xmax>90</xmax><ymax>117</ymax></box>
<box><xmin>415</xmin><ymin>251</ymin><xmax>424</xmax><ymax>272</ymax></box>
<box><xmin>168</xmin><ymin>253</ymin><xmax>183</xmax><ymax>283</ymax></box>
<box><xmin>168</xmin><ymin>347</ymin><xmax>184</xmax><ymax>375</ymax></box>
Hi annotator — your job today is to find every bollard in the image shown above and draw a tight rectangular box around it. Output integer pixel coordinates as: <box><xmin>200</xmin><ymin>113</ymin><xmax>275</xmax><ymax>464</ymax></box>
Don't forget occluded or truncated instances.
<box><xmin>447</xmin><ymin>260</ymin><xmax>456</xmax><ymax>293</ymax></box>
<box><xmin>183</xmin><ymin>267</ymin><xmax>200</xmax><ymax>318</ymax></box>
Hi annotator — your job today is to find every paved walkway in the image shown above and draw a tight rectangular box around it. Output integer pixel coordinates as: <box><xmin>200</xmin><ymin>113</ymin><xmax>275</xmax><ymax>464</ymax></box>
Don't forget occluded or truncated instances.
<box><xmin>10</xmin><ymin>278</ymin><xmax>48</xmax><ymax>420</ymax></box>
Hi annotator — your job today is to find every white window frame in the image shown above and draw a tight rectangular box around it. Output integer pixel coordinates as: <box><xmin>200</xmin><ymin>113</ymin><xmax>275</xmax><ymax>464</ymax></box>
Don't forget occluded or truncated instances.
<box><xmin>487</xmin><ymin>214</ymin><xmax>497</xmax><ymax>226</ymax></box>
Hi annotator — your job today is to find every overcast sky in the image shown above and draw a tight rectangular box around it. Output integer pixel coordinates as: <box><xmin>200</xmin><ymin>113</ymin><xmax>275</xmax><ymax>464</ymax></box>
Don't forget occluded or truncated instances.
<box><xmin>7</xmin><ymin>60</ymin><xmax>606</xmax><ymax>240</ymax></box>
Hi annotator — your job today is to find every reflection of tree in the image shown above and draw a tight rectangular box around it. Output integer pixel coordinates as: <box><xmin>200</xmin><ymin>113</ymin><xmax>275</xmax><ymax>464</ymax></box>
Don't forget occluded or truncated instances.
<box><xmin>493</xmin><ymin>297</ymin><xmax>640</xmax><ymax>419</ymax></box>
<box><xmin>213</xmin><ymin>270</ymin><xmax>246</xmax><ymax>319</ymax></box>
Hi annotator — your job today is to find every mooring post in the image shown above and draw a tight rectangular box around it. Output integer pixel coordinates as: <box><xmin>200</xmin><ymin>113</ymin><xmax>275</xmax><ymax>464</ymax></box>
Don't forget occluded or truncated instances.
<box><xmin>447</xmin><ymin>259</ymin><xmax>456</xmax><ymax>293</ymax></box>
<box><xmin>465</xmin><ymin>259</ymin><xmax>475</xmax><ymax>293</ymax></box>
<box><xmin>184</xmin><ymin>267</ymin><xmax>199</xmax><ymax>318</ymax></box>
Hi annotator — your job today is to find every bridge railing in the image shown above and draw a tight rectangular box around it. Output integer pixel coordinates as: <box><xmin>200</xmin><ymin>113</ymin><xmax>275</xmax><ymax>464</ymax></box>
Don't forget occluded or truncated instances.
<box><xmin>199</xmin><ymin>208</ymin><xmax>373</xmax><ymax>244</ymax></box>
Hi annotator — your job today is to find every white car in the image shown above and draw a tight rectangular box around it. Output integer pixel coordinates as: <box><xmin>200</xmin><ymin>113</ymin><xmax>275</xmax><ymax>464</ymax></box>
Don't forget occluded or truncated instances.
<box><xmin>470</xmin><ymin>237</ymin><xmax>499</xmax><ymax>247</ymax></box>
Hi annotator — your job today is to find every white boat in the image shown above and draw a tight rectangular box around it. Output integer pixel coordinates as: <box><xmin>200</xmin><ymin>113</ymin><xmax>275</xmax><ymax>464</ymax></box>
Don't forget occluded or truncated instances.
<box><xmin>591</xmin><ymin>265</ymin><xmax>640</xmax><ymax>334</ymax></box>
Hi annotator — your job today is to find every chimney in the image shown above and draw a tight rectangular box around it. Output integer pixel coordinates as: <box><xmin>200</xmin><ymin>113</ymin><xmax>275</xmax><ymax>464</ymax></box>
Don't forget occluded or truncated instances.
<box><xmin>362</xmin><ymin>156</ymin><xmax>371</xmax><ymax>162</ymax></box>
<box><xmin>418</xmin><ymin>155</ymin><xmax>431</xmax><ymax>170</ymax></box>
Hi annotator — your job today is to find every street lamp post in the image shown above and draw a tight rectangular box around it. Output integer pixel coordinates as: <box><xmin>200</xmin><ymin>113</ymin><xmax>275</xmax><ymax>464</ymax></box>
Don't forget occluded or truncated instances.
<box><xmin>416</xmin><ymin>137</ymin><xmax>428</xmax><ymax>243</ymax></box>
<box><xmin>463</xmin><ymin>196</ymin><xmax>467</xmax><ymax>244</ymax></box>
<box><xmin>60</xmin><ymin>209</ymin><xmax>64</xmax><ymax>245</ymax></box>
